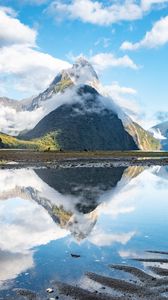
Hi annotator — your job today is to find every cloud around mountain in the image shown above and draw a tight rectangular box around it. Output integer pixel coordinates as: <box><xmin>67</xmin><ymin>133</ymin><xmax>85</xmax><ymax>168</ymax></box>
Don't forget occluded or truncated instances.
<box><xmin>0</xmin><ymin>58</ymin><xmax>140</xmax><ymax>135</ymax></box>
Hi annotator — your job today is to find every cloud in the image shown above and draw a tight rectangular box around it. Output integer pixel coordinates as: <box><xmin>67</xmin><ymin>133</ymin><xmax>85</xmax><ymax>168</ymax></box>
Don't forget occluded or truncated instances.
<box><xmin>0</xmin><ymin>85</ymin><xmax>103</xmax><ymax>134</ymax></box>
<box><xmin>89</xmin><ymin>53</ymin><xmax>138</xmax><ymax>71</ymax></box>
<box><xmin>0</xmin><ymin>197</ymin><xmax>68</xmax><ymax>286</ymax></box>
<box><xmin>121</xmin><ymin>15</ymin><xmax>168</xmax><ymax>50</ymax></box>
<box><xmin>141</xmin><ymin>0</ymin><xmax>168</xmax><ymax>11</ymax></box>
<box><xmin>0</xmin><ymin>78</ymin><xmax>136</xmax><ymax>135</ymax></box>
<box><xmin>89</xmin><ymin>229</ymin><xmax>135</xmax><ymax>247</ymax></box>
<box><xmin>0</xmin><ymin>44</ymin><xmax>69</xmax><ymax>75</ymax></box>
<box><xmin>0</xmin><ymin>7</ymin><xmax>36</xmax><ymax>47</ymax></box>
<box><xmin>0</xmin><ymin>168</ymin><xmax>72</xmax><ymax>286</ymax></box>
<box><xmin>0</xmin><ymin>199</ymin><xmax>68</xmax><ymax>254</ymax></box>
<box><xmin>68</xmin><ymin>52</ymin><xmax>138</xmax><ymax>71</ymax></box>
<box><xmin>0</xmin><ymin>7</ymin><xmax>70</xmax><ymax>98</ymax></box>
<box><xmin>0</xmin><ymin>250</ymin><xmax>34</xmax><ymax>288</ymax></box>
<box><xmin>47</xmin><ymin>0</ymin><xmax>168</xmax><ymax>26</ymax></box>
<box><xmin>0</xmin><ymin>104</ymin><xmax>44</xmax><ymax>135</ymax></box>
<box><xmin>47</xmin><ymin>0</ymin><xmax>143</xmax><ymax>25</ymax></box>
<box><xmin>100</xmin><ymin>81</ymin><xmax>141</xmax><ymax>120</ymax></box>
<box><xmin>0</xmin><ymin>44</ymin><xmax>70</xmax><ymax>95</ymax></box>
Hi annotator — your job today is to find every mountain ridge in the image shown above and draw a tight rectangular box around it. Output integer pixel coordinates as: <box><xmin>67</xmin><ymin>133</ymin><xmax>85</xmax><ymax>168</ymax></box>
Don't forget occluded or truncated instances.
<box><xmin>0</xmin><ymin>58</ymin><xmax>160</xmax><ymax>151</ymax></box>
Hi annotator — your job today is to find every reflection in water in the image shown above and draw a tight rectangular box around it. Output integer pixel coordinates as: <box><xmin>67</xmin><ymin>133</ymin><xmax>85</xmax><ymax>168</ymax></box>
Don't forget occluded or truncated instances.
<box><xmin>0</xmin><ymin>165</ymin><xmax>168</xmax><ymax>298</ymax></box>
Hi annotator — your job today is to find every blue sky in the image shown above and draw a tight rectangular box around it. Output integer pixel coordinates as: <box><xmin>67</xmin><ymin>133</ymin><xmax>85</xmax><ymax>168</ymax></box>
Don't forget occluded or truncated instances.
<box><xmin>0</xmin><ymin>0</ymin><xmax>168</xmax><ymax>127</ymax></box>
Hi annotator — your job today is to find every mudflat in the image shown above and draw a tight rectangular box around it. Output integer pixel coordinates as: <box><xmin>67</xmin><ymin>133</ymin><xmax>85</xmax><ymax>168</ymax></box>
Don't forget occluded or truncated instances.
<box><xmin>1</xmin><ymin>150</ymin><xmax>168</xmax><ymax>168</ymax></box>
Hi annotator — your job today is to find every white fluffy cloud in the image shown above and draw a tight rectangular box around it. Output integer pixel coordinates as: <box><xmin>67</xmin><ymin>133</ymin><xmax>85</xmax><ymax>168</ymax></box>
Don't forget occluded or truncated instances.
<box><xmin>0</xmin><ymin>44</ymin><xmax>69</xmax><ymax>74</ymax></box>
<box><xmin>0</xmin><ymin>105</ymin><xmax>44</xmax><ymax>135</ymax></box>
<box><xmin>47</xmin><ymin>0</ymin><xmax>143</xmax><ymax>25</ymax></box>
<box><xmin>0</xmin><ymin>7</ymin><xmax>36</xmax><ymax>47</ymax></box>
<box><xmin>121</xmin><ymin>15</ymin><xmax>168</xmax><ymax>50</ymax></box>
<box><xmin>0</xmin><ymin>7</ymin><xmax>70</xmax><ymax>97</ymax></box>
<box><xmin>90</xmin><ymin>52</ymin><xmax>138</xmax><ymax>70</ymax></box>
<box><xmin>0</xmin><ymin>44</ymin><xmax>70</xmax><ymax>95</ymax></box>
<box><xmin>68</xmin><ymin>52</ymin><xmax>138</xmax><ymax>71</ymax></box>
<box><xmin>47</xmin><ymin>0</ymin><xmax>168</xmax><ymax>26</ymax></box>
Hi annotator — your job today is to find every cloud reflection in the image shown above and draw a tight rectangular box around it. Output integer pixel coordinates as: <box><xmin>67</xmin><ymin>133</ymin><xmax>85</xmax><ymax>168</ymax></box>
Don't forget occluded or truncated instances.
<box><xmin>0</xmin><ymin>166</ymin><xmax>147</xmax><ymax>288</ymax></box>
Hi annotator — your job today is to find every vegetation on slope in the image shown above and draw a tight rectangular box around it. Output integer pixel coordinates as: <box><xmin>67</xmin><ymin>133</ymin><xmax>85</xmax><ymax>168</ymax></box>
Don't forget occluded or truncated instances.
<box><xmin>126</xmin><ymin>122</ymin><xmax>161</xmax><ymax>151</ymax></box>
<box><xmin>52</xmin><ymin>205</ymin><xmax>72</xmax><ymax>227</ymax></box>
<box><xmin>54</xmin><ymin>76</ymin><xmax>73</xmax><ymax>93</ymax></box>
<box><xmin>0</xmin><ymin>132</ymin><xmax>60</xmax><ymax>150</ymax></box>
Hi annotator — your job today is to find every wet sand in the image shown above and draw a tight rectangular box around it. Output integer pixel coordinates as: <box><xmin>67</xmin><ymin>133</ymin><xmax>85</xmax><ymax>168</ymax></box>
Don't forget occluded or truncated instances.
<box><xmin>10</xmin><ymin>250</ymin><xmax>168</xmax><ymax>300</ymax></box>
<box><xmin>0</xmin><ymin>149</ymin><xmax>168</xmax><ymax>169</ymax></box>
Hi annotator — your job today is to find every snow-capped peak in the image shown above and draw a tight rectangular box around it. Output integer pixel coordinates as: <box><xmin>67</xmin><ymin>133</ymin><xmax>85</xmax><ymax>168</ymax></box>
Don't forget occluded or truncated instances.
<box><xmin>51</xmin><ymin>57</ymin><xmax>100</xmax><ymax>89</ymax></box>
<box><xmin>69</xmin><ymin>57</ymin><xmax>99</xmax><ymax>82</ymax></box>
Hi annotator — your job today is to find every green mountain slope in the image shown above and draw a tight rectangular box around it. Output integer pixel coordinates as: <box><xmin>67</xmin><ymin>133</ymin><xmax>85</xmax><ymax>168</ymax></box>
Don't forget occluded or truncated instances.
<box><xmin>0</xmin><ymin>132</ymin><xmax>58</xmax><ymax>150</ymax></box>
<box><xmin>126</xmin><ymin>122</ymin><xmax>160</xmax><ymax>151</ymax></box>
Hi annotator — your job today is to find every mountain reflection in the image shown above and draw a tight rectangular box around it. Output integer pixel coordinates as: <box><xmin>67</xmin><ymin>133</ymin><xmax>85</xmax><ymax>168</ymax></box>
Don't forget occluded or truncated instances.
<box><xmin>0</xmin><ymin>166</ymin><xmax>144</xmax><ymax>238</ymax></box>
<box><xmin>0</xmin><ymin>166</ymin><xmax>144</xmax><ymax>291</ymax></box>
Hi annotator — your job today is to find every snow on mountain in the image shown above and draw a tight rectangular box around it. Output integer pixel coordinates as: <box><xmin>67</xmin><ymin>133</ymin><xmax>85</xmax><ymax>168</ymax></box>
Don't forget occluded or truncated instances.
<box><xmin>151</xmin><ymin>120</ymin><xmax>168</xmax><ymax>149</ymax></box>
<box><xmin>0</xmin><ymin>57</ymin><xmax>161</xmax><ymax>152</ymax></box>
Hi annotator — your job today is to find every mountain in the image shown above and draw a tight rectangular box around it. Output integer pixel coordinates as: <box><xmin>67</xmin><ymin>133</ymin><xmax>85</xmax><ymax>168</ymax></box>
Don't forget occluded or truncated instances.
<box><xmin>0</xmin><ymin>97</ymin><xmax>17</xmax><ymax>108</ymax></box>
<box><xmin>0</xmin><ymin>96</ymin><xmax>34</xmax><ymax>111</ymax></box>
<box><xmin>22</xmin><ymin>85</ymin><xmax>139</xmax><ymax>150</ymax></box>
<box><xmin>21</xmin><ymin>58</ymin><xmax>160</xmax><ymax>151</ymax></box>
<box><xmin>151</xmin><ymin>121</ymin><xmax>168</xmax><ymax>150</ymax></box>
<box><xmin>0</xmin><ymin>58</ymin><xmax>160</xmax><ymax>150</ymax></box>
<box><xmin>25</xmin><ymin>58</ymin><xmax>100</xmax><ymax>111</ymax></box>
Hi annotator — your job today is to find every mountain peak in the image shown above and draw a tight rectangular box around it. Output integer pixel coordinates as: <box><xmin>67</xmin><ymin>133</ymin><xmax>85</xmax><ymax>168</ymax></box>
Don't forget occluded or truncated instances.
<box><xmin>67</xmin><ymin>56</ymin><xmax>99</xmax><ymax>84</ymax></box>
<box><xmin>49</xmin><ymin>57</ymin><xmax>99</xmax><ymax>91</ymax></box>
<box><xmin>74</xmin><ymin>56</ymin><xmax>95</xmax><ymax>70</ymax></box>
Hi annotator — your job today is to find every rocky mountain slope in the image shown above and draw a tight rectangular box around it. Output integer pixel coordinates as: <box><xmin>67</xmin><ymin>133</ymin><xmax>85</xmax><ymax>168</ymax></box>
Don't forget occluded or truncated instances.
<box><xmin>26</xmin><ymin>58</ymin><xmax>100</xmax><ymax>111</ymax></box>
<box><xmin>0</xmin><ymin>58</ymin><xmax>160</xmax><ymax>150</ymax></box>
<box><xmin>21</xmin><ymin>58</ymin><xmax>160</xmax><ymax>151</ymax></box>
<box><xmin>22</xmin><ymin>85</ymin><xmax>139</xmax><ymax>151</ymax></box>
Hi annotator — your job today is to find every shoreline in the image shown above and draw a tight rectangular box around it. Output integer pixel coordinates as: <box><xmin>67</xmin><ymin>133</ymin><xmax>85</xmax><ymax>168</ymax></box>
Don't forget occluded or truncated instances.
<box><xmin>1</xmin><ymin>158</ymin><xmax>168</xmax><ymax>169</ymax></box>
<box><xmin>1</xmin><ymin>149</ymin><xmax>168</xmax><ymax>168</ymax></box>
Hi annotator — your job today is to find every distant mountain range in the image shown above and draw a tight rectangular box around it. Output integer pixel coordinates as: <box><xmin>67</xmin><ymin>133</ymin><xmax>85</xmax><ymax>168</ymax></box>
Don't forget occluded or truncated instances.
<box><xmin>0</xmin><ymin>58</ymin><xmax>160</xmax><ymax>151</ymax></box>
<box><xmin>151</xmin><ymin>121</ymin><xmax>168</xmax><ymax>150</ymax></box>
<box><xmin>0</xmin><ymin>96</ymin><xmax>33</xmax><ymax>111</ymax></box>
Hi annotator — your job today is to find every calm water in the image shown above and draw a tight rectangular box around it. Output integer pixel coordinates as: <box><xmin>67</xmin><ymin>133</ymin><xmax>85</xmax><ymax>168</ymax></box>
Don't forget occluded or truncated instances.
<box><xmin>0</xmin><ymin>165</ymin><xmax>168</xmax><ymax>299</ymax></box>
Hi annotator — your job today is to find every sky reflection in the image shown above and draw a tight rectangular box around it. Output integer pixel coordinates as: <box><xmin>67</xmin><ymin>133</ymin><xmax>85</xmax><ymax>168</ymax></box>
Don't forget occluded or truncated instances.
<box><xmin>0</xmin><ymin>166</ymin><xmax>168</xmax><ymax>297</ymax></box>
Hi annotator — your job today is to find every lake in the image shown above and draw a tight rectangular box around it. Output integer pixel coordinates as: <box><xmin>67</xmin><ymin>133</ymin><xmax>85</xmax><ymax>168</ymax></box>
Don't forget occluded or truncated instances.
<box><xmin>0</xmin><ymin>165</ymin><xmax>168</xmax><ymax>299</ymax></box>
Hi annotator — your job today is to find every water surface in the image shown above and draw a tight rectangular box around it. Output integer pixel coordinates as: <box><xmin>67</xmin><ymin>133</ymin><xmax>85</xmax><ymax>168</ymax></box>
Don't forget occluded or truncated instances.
<box><xmin>0</xmin><ymin>165</ymin><xmax>168</xmax><ymax>299</ymax></box>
